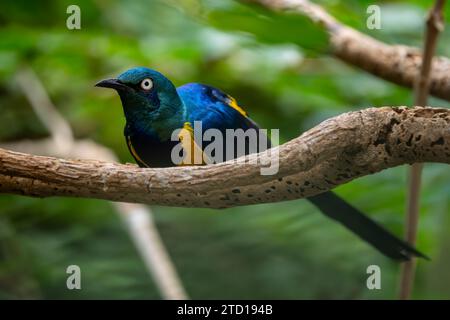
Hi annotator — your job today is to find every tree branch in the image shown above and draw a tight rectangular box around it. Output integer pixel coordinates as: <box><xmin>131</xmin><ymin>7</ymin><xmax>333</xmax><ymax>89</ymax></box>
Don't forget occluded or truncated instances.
<box><xmin>246</xmin><ymin>0</ymin><xmax>450</xmax><ymax>102</ymax></box>
<box><xmin>1</xmin><ymin>106</ymin><xmax>450</xmax><ymax>207</ymax></box>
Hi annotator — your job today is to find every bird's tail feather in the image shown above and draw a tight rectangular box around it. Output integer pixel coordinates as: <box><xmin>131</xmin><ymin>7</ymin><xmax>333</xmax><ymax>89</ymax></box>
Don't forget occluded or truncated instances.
<box><xmin>307</xmin><ymin>191</ymin><xmax>428</xmax><ymax>261</ymax></box>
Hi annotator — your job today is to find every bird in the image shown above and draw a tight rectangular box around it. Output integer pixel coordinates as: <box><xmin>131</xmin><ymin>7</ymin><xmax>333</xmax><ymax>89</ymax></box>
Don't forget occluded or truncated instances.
<box><xmin>96</xmin><ymin>67</ymin><xmax>427</xmax><ymax>261</ymax></box>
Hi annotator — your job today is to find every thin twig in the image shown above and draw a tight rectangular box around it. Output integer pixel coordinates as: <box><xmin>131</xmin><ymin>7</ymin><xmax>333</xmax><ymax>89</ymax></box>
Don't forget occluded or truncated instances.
<box><xmin>399</xmin><ymin>0</ymin><xmax>446</xmax><ymax>300</ymax></box>
<box><xmin>11</xmin><ymin>67</ymin><xmax>188</xmax><ymax>300</ymax></box>
<box><xmin>15</xmin><ymin>69</ymin><xmax>74</xmax><ymax>154</ymax></box>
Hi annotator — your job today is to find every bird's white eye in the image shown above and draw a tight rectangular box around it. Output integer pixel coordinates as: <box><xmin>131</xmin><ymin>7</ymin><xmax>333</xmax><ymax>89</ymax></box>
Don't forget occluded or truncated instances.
<box><xmin>140</xmin><ymin>78</ymin><xmax>153</xmax><ymax>91</ymax></box>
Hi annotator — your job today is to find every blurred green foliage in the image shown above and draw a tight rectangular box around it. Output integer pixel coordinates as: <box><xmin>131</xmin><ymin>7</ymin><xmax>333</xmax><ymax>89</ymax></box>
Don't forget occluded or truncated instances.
<box><xmin>0</xmin><ymin>0</ymin><xmax>450</xmax><ymax>299</ymax></box>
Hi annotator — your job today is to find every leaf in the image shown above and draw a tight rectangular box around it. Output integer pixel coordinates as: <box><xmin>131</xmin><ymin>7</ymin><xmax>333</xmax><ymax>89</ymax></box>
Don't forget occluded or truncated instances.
<box><xmin>206</xmin><ymin>3</ymin><xmax>329</xmax><ymax>54</ymax></box>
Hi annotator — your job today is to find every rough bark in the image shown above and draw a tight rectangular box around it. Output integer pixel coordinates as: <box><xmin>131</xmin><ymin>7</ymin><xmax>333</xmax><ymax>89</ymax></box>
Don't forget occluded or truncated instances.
<box><xmin>1</xmin><ymin>107</ymin><xmax>450</xmax><ymax>208</ymax></box>
<box><xmin>247</xmin><ymin>0</ymin><xmax>450</xmax><ymax>102</ymax></box>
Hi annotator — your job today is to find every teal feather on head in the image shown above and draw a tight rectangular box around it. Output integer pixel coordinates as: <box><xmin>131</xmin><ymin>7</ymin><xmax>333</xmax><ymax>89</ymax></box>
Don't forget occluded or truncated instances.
<box><xmin>97</xmin><ymin>67</ymin><xmax>185</xmax><ymax>140</ymax></box>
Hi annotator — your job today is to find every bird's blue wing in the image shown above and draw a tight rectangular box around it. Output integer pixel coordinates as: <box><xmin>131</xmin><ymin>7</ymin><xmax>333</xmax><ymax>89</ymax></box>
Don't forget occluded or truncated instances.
<box><xmin>177</xmin><ymin>83</ymin><xmax>270</xmax><ymax>162</ymax></box>
<box><xmin>177</xmin><ymin>83</ymin><xmax>260</xmax><ymax>132</ymax></box>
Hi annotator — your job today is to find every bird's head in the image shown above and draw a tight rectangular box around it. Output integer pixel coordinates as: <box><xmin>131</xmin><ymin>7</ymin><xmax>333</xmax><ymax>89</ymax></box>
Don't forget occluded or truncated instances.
<box><xmin>96</xmin><ymin>67</ymin><xmax>185</xmax><ymax>135</ymax></box>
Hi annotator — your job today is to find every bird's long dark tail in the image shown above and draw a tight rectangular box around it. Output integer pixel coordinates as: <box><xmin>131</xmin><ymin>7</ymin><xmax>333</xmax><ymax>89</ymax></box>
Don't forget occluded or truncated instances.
<box><xmin>307</xmin><ymin>191</ymin><xmax>428</xmax><ymax>261</ymax></box>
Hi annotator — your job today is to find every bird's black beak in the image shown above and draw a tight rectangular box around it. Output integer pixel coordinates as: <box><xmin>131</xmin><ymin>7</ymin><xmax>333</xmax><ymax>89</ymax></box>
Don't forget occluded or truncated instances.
<box><xmin>95</xmin><ymin>78</ymin><xmax>128</xmax><ymax>91</ymax></box>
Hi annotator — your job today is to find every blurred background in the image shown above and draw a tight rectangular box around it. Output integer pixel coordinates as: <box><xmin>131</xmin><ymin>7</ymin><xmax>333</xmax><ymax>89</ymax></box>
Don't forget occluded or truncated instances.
<box><xmin>1</xmin><ymin>0</ymin><xmax>450</xmax><ymax>299</ymax></box>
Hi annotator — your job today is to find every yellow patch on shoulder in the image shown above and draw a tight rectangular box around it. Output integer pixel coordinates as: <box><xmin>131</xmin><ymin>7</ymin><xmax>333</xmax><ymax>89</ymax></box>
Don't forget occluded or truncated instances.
<box><xmin>226</xmin><ymin>95</ymin><xmax>248</xmax><ymax>117</ymax></box>
<box><xmin>183</xmin><ymin>121</ymin><xmax>194</xmax><ymax>134</ymax></box>
<box><xmin>127</xmin><ymin>136</ymin><xmax>149</xmax><ymax>167</ymax></box>
<box><xmin>177</xmin><ymin>122</ymin><xmax>211</xmax><ymax>166</ymax></box>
